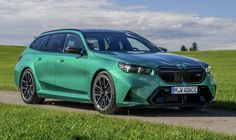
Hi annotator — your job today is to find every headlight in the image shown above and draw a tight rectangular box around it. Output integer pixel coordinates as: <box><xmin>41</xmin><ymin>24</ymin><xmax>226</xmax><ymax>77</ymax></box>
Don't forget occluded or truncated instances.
<box><xmin>118</xmin><ymin>63</ymin><xmax>152</xmax><ymax>74</ymax></box>
<box><xmin>205</xmin><ymin>66</ymin><xmax>211</xmax><ymax>74</ymax></box>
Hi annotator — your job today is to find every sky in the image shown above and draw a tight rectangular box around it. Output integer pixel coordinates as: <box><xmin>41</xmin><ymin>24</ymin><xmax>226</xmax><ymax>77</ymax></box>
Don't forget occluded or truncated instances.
<box><xmin>0</xmin><ymin>0</ymin><xmax>236</xmax><ymax>50</ymax></box>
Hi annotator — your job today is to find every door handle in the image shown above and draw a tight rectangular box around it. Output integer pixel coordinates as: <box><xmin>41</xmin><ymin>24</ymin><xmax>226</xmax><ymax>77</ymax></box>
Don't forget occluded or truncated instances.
<box><xmin>57</xmin><ymin>59</ymin><xmax>64</xmax><ymax>62</ymax></box>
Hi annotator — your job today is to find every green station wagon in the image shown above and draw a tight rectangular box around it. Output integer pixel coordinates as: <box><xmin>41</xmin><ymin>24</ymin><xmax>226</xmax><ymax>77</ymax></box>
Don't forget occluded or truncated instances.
<box><xmin>15</xmin><ymin>29</ymin><xmax>216</xmax><ymax>114</ymax></box>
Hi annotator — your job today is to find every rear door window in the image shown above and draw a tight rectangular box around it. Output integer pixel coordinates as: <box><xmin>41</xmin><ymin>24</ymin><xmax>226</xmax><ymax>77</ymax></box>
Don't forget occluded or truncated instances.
<box><xmin>45</xmin><ymin>33</ymin><xmax>66</xmax><ymax>52</ymax></box>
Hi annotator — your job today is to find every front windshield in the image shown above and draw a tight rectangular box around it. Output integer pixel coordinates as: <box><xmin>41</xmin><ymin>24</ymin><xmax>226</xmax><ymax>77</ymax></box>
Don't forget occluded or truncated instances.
<box><xmin>84</xmin><ymin>32</ymin><xmax>161</xmax><ymax>52</ymax></box>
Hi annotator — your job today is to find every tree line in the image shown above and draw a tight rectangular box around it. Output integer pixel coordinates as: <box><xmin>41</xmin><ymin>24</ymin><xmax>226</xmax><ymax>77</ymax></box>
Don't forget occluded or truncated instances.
<box><xmin>180</xmin><ymin>42</ymin><xmax>198</xmax><ymax>51</ymax></box>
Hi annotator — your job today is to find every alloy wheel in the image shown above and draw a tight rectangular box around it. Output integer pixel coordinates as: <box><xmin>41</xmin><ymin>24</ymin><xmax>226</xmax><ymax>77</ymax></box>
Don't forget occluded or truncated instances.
<box><xmin>93</xmin><ymin>76</ymin><xmax>112</xmax><ymax>110</ymax></box>
<box><xmin>20</xmin><ymin>70</ymin><xmax>35</xmax><ymax>102</ymax></box>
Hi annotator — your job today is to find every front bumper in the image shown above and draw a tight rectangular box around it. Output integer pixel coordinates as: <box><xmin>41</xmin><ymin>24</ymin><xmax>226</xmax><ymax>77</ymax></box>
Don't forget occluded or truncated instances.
<box><xmin>111</xmin><ymin>70</ymin><xmax>216</xmax><ymax>107</ymax></box>
<box><xmin>147</xmin><ymin>86</ymin><xmax>214</xmax><ymax>107</ymax></box>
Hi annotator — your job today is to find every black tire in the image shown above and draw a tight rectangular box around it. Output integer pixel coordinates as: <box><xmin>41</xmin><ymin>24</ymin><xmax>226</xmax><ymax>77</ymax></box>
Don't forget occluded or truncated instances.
<box><xmin>20</xmin><ymin>69</ymin><xmax>45</xmax><ymax>104</ymax></box>
<box><xmin>92</xmin><ymin>71</ymin><xmax>119</xmax><ymax>114</ymax></box>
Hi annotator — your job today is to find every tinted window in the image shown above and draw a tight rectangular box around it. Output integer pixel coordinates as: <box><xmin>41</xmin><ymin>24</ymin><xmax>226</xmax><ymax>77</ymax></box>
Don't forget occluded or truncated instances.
<box><xmin>45</xmin><ymin>34</ymin><xmax>66</xmax><ymax>52</ymax></box>
<box><xmin>30</xmin><ymin>35</ymin><xmax>49</xmax><ymax>51</ymax></box>
<box><xmin>127</xmin><ymin>37</ymin><xmax>149</xmax><ymax>51</ymax></box>
<box><xmin>84</xmin><ymin>33</ymin><xmax>161</xmax><ymax>52</ymax></box>
<box><xmin>86</xmin><ymin>37</ymin><xmax>100</xmax><ymax>51</ymax></box>
<box><xmin>64</xmin><ymin>34</ymin><xmax>84</xmax><ymax>50</ymax></box>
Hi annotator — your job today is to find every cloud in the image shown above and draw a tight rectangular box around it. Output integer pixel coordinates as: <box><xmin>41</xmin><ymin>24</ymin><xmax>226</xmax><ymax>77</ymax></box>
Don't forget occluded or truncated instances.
<box><xmin>213</xmin><ymin>43</ymin><xmax>236</xmax><ymax>50</ymax></box>
<box><xmin>0</xmin><ymin>0</ymin><xmax>236</xmax><ymax>50</ymax></box>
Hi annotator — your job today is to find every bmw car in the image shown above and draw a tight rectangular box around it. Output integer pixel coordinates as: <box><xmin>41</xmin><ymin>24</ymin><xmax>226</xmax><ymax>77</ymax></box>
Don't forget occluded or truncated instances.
<box><xmin>14</xmin><ymin>29</ymin><xmax>216</xmax><ymax>114</ymax></box>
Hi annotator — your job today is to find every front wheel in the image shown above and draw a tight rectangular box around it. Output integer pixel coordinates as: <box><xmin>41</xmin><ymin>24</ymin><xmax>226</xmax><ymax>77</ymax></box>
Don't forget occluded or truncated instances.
<box><xmin>92</xmin><ymin>71</ymin><xmax>119</xmax><ymax>114</ymax></box>
<box><xmin>20</xmin><ymin>69</ymin><xmax>45</xmax><ymax>104</ymax></box>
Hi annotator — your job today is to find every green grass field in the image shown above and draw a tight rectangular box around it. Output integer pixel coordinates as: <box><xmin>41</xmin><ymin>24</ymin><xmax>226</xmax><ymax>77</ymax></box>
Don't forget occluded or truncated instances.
<box><xmin>0</xmin><ymin>45</ymin><xmax>236</xmax><ymax>110</ymax></box>
<box><xmin>0</xmin><ymin>45</ymin><xmax>25</xmax><ymax>90</ymax></box>
<box><xmin>0</xmin><ymin>103</ymin><xmax>235</xmax><ymax>140</ymax></box>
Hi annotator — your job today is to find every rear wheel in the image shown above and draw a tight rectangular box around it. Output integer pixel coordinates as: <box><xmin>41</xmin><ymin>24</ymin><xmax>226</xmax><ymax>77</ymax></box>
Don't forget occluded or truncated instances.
<box><xmin>92</xmin><ymin>71</ymin><xmax>119</xmax><ymax>114</ymax></box>
<box><xmin>20</xmin><ymin>69</ymin><xmax>45</xmax><ymax>104</ymax></box>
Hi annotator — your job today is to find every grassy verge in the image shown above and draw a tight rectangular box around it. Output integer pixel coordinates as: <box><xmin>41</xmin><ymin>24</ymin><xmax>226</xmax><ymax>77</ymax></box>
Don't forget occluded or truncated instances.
<box><xmin>0</xmin><ymin>103</ymin><xmax>235</xmax><ymax>140</ymax></box>
<box><xmin>0</xmin><ymin>45</ymin><xmax>25</xmax><ymax>90</ymax></box>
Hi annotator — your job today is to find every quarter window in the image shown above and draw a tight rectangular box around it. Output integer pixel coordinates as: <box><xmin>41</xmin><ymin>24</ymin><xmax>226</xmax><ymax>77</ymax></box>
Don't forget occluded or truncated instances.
<box><xmin>30</xmin><ymin>35</ymin><xmax>49</xmax><ymax>51</ymax></box>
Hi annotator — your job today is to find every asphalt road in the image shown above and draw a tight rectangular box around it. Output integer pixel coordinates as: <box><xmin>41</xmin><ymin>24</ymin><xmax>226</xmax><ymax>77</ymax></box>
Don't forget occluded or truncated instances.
<box><xmin>0</xmin><ymin>91</ymin><xmax>236</xmax><ymax>135</ymax></box>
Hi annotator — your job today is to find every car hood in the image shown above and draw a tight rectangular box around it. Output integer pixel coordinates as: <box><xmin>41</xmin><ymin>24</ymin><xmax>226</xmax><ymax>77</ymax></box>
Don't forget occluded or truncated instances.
<box><xmin>93</xmin><ymin>51</ymin><xmax>208</xmax><ymax>69</ymax></box>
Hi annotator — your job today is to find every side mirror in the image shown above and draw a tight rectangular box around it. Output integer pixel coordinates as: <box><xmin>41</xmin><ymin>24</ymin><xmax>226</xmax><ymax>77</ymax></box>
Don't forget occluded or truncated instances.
<box><xmin>159</xmin><ymin>47</ymin><xmax>168</xmax><ymax>53</ymax></box>
<box><xmin>65</xmin><ymin>46</ymin><xmax>86</xmax><ymax>55</ymax></box>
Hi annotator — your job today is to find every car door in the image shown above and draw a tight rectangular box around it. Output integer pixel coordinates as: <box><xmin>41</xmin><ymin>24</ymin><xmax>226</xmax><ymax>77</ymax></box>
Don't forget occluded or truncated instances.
<box><xmin>55</xmin><ymin>33</ymin><xmax>87</xmax><ymax>95</ymax></box>
<box><xmin>34</xmin><ymin>33</ymin><xmax>66</xmax><ymax>91</ymax></box>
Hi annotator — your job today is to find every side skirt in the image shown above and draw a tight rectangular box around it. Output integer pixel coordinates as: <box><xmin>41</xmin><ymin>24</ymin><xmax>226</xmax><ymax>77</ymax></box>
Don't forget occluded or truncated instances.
<box><xmin>37</xmin><ymin>90</ymin><xmax>92</xmax><ymax>103</ymax></box>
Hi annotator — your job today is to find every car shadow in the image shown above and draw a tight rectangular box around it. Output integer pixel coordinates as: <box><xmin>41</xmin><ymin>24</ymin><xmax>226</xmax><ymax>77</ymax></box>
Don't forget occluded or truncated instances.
<box><xmin>118</xmin><ymin>106</ymin><xmax>236</xmax><ymax>117</ymax></box>
<box><xmin>42</xmin><ymin>99</ymin><xmax>236</xmax><ymax>117</ymax></box>
<box><xmin>209</xmin><ymin>100</ymin><xmax>236</xmax><ymax>110</ymax></box>
<box><xmin>43</xmin><ymin>100</ymin><xmax>95</xmax><ymax>111</ymax></box>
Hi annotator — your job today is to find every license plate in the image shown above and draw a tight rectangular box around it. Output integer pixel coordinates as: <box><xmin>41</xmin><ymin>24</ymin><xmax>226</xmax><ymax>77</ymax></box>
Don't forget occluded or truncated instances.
<box><xmin>171</xmin><ymin>86</ymin><xmax>198</xmax><ymax>94</ymax></box>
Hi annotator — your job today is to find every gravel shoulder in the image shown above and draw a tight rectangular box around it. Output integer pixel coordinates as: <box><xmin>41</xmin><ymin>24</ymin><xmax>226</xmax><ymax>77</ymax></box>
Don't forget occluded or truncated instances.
<box><xmin>0</xmin><ymin>91</ymin><xmax>235</xmax><ymax>135</ymax></box>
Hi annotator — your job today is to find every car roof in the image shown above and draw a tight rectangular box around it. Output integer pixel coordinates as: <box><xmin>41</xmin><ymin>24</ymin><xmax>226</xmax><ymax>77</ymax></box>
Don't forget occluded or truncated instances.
<box><xmin>41</xmin><ymin>28</ymin><xmax>130</xmax><ymax>35</ymax></box>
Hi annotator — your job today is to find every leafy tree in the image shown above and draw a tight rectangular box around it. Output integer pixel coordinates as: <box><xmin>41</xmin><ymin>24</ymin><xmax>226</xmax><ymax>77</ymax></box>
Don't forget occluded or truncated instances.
<box><xmin>189</xmin><ymin>42</ymin><xmax>198</xmax><ymax>51</ymax></box>
<box><xmin>180</xmin><ymin>45</ymin><xmax>188</xmax><ymax>51</ymax></box>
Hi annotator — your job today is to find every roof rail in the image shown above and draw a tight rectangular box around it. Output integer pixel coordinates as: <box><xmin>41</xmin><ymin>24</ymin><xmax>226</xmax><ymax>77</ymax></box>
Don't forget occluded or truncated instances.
<box><xmin>41</xmin><ymin>28</ymin><xmax>80</xmax><ymax>34</ymax></box>
<box><xmin>122</xmin><ymin>30</ymin><xmax>133</xmax><ymax>33</ymax></box>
